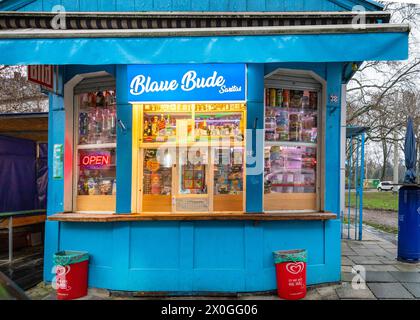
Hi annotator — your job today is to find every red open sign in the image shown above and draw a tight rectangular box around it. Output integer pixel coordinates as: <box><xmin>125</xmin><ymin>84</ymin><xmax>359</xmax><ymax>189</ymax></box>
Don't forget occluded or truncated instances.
<box><xmin>80</xmin><ymin>152</ymin><xmax>111</xmax><ymax>169</ymax></box>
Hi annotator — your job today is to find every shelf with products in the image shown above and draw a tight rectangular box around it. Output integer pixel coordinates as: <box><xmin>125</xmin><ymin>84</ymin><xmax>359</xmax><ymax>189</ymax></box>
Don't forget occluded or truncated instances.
<box><xmin>75</xmin><ymin>89</ymin><xmax>117</xmax><ymax>213</ymax></box>
<box><xmin>142</xmin><ymin>148</ymin><xmax>173</xmax><ymax>213</ymax></box>
<box><xmin>139</xmin><ymin>103</ymin><xmax>246</xmax><ymax>145</ymax></box>
<box><xmin>263</xmin><ymin>86</ymin><xmax>320</xmax><ymax>211</ymax></box>
<box><xmin>77</xmin><ymin>90</ymin><xmax>117</xmax><ymax>146</ymax></box>
<box><xmin>264</xmin><ymin>88</ymin><xmax>318</xmax><ymax>144</ymax></box>
<box><xmin>212</xmin><ymin>147</ymin><xmax>245</xmax><ymax>212</ymax></box>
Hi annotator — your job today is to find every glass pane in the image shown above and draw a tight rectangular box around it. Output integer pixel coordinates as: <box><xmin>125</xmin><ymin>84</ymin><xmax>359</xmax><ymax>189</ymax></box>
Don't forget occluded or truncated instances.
<box><xmin>265</xmin><ymin>89</ymin><xmax>318</xmax><ymax>143</ymax></box>
<box><xmin>179</xmin><ymin>147</ymin><xmax>208</xmax><ymax>195</ymax></box>
<box><xmin>78</xmin><ymin>91</ymin><xmax>117</xmax><ymax>145</ymax></box>
<box><xmin>194</xmin><ymin>111</ymin><xmax>245</xmax><ymax>142</ymax></box>
<box><xmin>264</xmin><ymin>87</ymin><xmax>319</xmax><ymax>211</ymax></box>
<box><xmin>77</xmin><ymin>148</ymin><xmax>116</xmax><ymax>196</ymax></box>
<box><xmin>264</xmin><ymin>145</ymin><xmax>316</xmax><ymax>194</ymax></box>
<box><xmin>143</xmin><ymin>148</ymin><xmax>173</xmax><ymax>195</ymax></box>
<box><xmin>213</xmin><ymin>147</ymin><xmax>244</xmax><ymax>195</ymax></box>
<box><xmin>142</xmin><ymin>104</ymin><xmax>193</xmax><ymax>143</ymax></box>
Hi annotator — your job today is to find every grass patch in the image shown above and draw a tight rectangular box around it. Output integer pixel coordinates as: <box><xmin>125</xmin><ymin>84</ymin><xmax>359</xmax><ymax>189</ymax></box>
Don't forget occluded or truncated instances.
<box><xmin>345</xmin><ymin>191</ymin><xmax>398</xmax><ymax>211</ymax></box>
<box><xmin>342</xmin><ymin>216</ymin><xmax>398</xmax><ymax>235</ymax></box>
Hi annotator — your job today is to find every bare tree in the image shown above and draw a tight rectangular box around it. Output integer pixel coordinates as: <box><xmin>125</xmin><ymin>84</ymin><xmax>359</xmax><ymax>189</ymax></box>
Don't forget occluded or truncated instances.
<box><xmin>346</xmin><ymin>2</ymin><xmax>420</xmax><ymax>181</ymax></box>
<box><xmin>0</xmin><ymin>65</ymin><xmax>48</xmax><ymax>114</ymax></box>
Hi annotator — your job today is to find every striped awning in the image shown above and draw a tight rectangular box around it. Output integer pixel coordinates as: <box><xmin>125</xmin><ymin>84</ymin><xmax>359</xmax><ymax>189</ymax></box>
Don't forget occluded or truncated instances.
<box><xmin>0</xmin><ymin>11</ymin><xmax>390</xmax><ymax>30</ymax></box>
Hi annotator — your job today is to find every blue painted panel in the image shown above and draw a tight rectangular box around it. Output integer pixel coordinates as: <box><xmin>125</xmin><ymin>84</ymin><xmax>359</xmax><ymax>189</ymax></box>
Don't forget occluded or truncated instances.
<box><xmin>191</xmin><ymin>0</ymin><xmax>209</xmax><ymax>11</ymax></box>
<box><xmin>59</xmin><ymin>223</ymin><xmax>114</xmax><ymax>268</ymax></box>
<box><xmin>41</xmin><ymin>0</ymin><xmax>57</xmax><ymax>11</ymax></box>
<box><xmin>134</xmin><ymin>0</ymin><xmax>153</xmax><ymax>10</ymax></box>
<box><xmin>129</xmin><ymin>222</ymin><xmax>181</xmax><ymax>269</ymax></box>
<box><xmin>43</xmin><ymin>88</ymin><xmax>65</xmax><ymax>283</ymax></box>
<box><xmin>116</xmin><ymin>0</ymin><xmax>134</xmax><ymax>11</ymax></box>
<box><xmin>79</xmin><ymin>0</ymin><xmax>98</xmax><ymax>11</ymax></box>
<box><xmin>193</xmin><ymin>222</ymin><xmax>245</xmax><ymax>269</ymax></box>
<box><xmin>50</xmin><ymin>219</ymin><xmax>339</xmax><ymax>291</ymax></box>
<box><xmin>61</xmin><ymin>0</ymin><xmax>80</xmax><ymax>11</ymax></box>
<box><xmin>10</xmin><ymin>0</ymin><xmax>383</xmax><ymax>12</ymax></box>
<box><xmin>17</xmin><ymin>0</ymin><xmax>42</xmax><ymax>11</ymax></box>
<box><xmin>325</xmin><ymin>63</ymin><xmax>342</xmax><ymax>214</ymax></box>
<box><xmin>246</xmin><ymin>64</ymin><xmax>264</xmax><ymax>213</ymax></box>
<box><xmin>98</xmin><ymin>0</ymin><xmax>116</xmax><ymax>11</ymax></box>
<box><xmin>172</xmin><ymin>0</ymin><xmax>191</xmax><ymax>10</ymax></box>
<box><xmin>0</xmin><ymin>33</ymin><xmax>408</xmax><ymax>65</ymax></box>
<box><xmin>262</xmin><ymin>221</ymin><xmax>325</xmax><ymax>268</ymax></box>
<box><xmin>63</xmin><ymin>65</ymin><xmax>116</xmax><ymax>83</ymax></box>
<box><xmin>116</xmin><ymin>65</ymin><xmax>132</xmax><ymax>213</ymax></box>
<box><xmin>324</xmin><ymin>219</ymin><xmax>341</xmax><ymax>283</ymax></box>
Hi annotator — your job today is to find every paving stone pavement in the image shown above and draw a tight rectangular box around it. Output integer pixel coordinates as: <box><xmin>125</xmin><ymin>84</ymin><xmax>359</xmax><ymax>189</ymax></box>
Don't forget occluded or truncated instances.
<box><xmin>25</xmin><ymin>226</ymin><xmax>420</xmax><ymax>300</ymax></box>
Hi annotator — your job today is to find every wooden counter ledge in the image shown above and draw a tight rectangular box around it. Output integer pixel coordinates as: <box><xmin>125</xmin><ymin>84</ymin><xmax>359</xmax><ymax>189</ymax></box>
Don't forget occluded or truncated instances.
<box><xmin>48</xmin><ymin>212</ymin><xmax>337</xmax><ymax>222</ymax></box>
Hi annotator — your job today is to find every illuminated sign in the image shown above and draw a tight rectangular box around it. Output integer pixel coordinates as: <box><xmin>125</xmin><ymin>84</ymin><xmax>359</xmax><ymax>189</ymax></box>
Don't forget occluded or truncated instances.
<box><xmin>127</xmin><ymin>64</ymin><xmax>246</xmax><ymax>102</ymax></box>
<box><xmin>80</xmin><ymin>152</ymin><xmax>111</xmax><ymax>169</ymax></box>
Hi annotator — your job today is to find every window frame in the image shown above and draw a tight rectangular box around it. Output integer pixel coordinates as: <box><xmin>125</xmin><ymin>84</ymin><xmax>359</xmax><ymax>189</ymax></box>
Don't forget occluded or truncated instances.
<box><xmin>132</xmin><ymin>103</ymin><xmax>247</xmax><ymax>214</ymax></box>
<box><xmin>262</xmin><ymin>69</ymin><xmax>325</xmax><ymax>213</ymax></box>
<box><xmin>72</xmin><ymin>89</ymin><xmax>117</xmax><ymax>214</ymax></box>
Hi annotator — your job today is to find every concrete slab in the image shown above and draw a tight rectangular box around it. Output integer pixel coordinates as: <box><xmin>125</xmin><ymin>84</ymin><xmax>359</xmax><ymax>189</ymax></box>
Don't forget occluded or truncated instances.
<box><xmin>389</xmin><ymin>272</ymin><xmax>420</xmax><ymax>283</ymax></box>
<box><xmin>394</xmin><ymin>263</ymin><xmax>420</xmax><ymax>272</ymax></box>
<box><xmin>341</xmin><ymin>257</ymin><xmax>354</xmax><ymax>266</ymax></box>
<box><xmin>302</xmin><ymin>289</ymin><xmax>323</xmax><ymax>300</ymax></box>
<box><xmin>402</xmin><ymin>283</ymin><xmax>420</xmax><ymax>298</ymax></box>
<box><xmin>341</xmin><ymin>272</ymin><xmax>354</xmax><ymax>282</ymax></box>
<box><xmin>365</xmin><ymin>272</ymin><xmax>397</xmax><ymax>282</ymax></box>
<box><xmin>350</xmin><ymin>256</ymin><xmax>383</xmax><ymax>265</ymax></box>
<box><xmin>316</xmin><ymin>285</ymin><xmax>340</xmax><ymax>300</ymax></box>
<box><xmin>341</xmin><ymin>266</ymin><xmax>352</xmax><ymax>273</ymax></box>
<box><xmin>351</xmin><ymin>249</ymin><xmax>378</xmax><ymax>256</ymax></box>
<box><xmin>367</xmin><ymin>283</ymin><xmax>414</xmax><ymax>299</ymax></box>
<box><xmin>363</xmin><ymin>265</ymin><xmax>399</xmax><ymax>272</ymax></box>
<box><xmin>336</xmin><ymin>282</ymin><xmax>376</xmax><ymax>299</ymax></box>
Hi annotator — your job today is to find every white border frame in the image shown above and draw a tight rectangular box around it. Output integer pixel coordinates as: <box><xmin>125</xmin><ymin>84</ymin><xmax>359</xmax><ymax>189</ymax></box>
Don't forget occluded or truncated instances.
<box><xmin>63</xmin><ymin>71</ymin><xmax>116</xmax><ymax>213</ymax></box>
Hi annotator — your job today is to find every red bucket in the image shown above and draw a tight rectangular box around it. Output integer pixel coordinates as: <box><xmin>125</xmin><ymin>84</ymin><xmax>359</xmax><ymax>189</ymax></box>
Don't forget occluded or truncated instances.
<box><xmin>273</xmin><ymin>249</ymin><xmax>307</xmax><ymax>300</ymax></box>
<box><xmin>53</xmin><ymin>251</ymin><xmax>89</xmax><ymax>300</ymax></box>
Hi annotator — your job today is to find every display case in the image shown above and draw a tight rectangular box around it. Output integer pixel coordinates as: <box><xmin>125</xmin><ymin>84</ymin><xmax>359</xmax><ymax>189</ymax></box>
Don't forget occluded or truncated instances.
<box><xmin>137</xmin><ymin>103</ymin><xmax>246</xmax><ymax>213</ymax></box>
<box><xmin>75</xmin><ymin>90</ymin><xmax>117</xmax><ymax>212</ymax></box>
<box><xmin>141</xmin><ymin>147</ymin><xmax>174</xmax><ymax>213</ymax></box>
<box><xmin>264</xmin><ymin>87</ymin><xmax>320</xmax><ymax>211</ymax></box>
<box><xmin>140</xmin><ymin>103</ymin><xmax>246</xmax><ymax>147</ymax></box>
<box><xmin>213</xmin><ymin>147</ymin><xmax>244</xmax><ymax>212</ymax></box>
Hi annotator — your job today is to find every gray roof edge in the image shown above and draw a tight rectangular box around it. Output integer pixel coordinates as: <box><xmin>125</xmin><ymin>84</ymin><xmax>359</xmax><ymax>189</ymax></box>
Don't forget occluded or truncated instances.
<box><xmin>0</xmin><ymin>23</ymin><xmax>410</xmax><ymax>39</ymax></box>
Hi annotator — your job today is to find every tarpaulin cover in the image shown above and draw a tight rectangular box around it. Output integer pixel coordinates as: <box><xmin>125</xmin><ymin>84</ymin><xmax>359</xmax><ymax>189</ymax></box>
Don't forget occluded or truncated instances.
<box><xmin>36</xmin><ymin>142</ymin><xmax>48</xmax><ymax>209</ymax></box>
<box><xmin>0</xmin><ymin>135</ymin><xmax>36</xmax><ymax>213</ymax></box>
<box><xmin>0</xmin><ymin>32</ymin><xmax>409</xmax><ymax>65</ymax></box>
<box><xmin>273</xmin><ymin>249</ymin><xmax>307</xmax><ymax>264</ymax></box>
<box><xmin>404</xmin><ymin>117</ymin><xmax>417</xmax><ymax>184</ymax></box>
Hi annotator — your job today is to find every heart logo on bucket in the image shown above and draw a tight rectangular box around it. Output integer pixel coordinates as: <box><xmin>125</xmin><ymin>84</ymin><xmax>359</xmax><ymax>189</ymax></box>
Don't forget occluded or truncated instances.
<box><xmin>285</xmin><ymin>262</ymin><xmax>305</xmax><ymax>275</ymax></box>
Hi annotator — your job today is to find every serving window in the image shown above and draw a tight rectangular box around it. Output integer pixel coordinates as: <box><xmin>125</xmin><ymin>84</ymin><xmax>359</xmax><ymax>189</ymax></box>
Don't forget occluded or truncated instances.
<box><xmin>74</xmin><ymin>90</ymin><xmax>117</xmax><ymax>212</ymax></box>
<box><xmin>135</xmin><ymin>103</ymin><xmax>246</xmax><ymax>214</ymax></box>
<box><xmin>264</xmin><ymin>82</ymin><xmax>322</xmax><ymax>211</ymax></box>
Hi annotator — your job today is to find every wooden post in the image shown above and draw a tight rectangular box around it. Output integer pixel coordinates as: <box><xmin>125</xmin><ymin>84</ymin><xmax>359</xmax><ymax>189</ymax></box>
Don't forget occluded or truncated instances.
<box><xmin>8</xmin><ymin>216</ymin><xmax>13</xmax><ymax>264</ymax></box>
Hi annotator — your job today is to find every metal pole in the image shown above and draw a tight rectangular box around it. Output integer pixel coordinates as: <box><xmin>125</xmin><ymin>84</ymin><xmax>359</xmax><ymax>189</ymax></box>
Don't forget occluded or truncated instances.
<box><xmin>347</xmin><ymin>137</ymin><xmax>353</xmax><ymax>239</ymax></box>
<box><xmin>8</xmin><ymin>216</ymin><xmax>13</xmax><ymax>264</ymax></box>
<box><xmin>358</xmin><ymin>133</ymin><xmax>365</xmax><ymax>241</ymax></box>
<box><xmin>354</xmin><ymin>137</ymin><xmax>360</xmax><ymax>240</ymax></box>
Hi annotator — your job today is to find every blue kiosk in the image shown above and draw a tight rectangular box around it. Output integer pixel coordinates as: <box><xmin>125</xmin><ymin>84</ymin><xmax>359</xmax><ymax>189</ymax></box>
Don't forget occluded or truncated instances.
<box><xmin>0</xmin><ymin>0</ymin><xmax>409</xmax><ymax>293</ymax></box>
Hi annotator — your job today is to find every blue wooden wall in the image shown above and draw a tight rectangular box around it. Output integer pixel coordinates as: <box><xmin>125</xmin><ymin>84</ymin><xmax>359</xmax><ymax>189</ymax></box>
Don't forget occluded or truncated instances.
<box><xmin>16</xmin><ymin>0</ymin><xmax>381</xmax><ymax>12</ymax></box>
<box><xmin>42</xmin><ymin>62</ymin><xmax>342</xmax><ymax>291</ymax></box>
<box><xmin>47</xmin><ymin>219</ymin><xmax>340</xmax><ymax>291</ymax></box>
